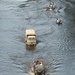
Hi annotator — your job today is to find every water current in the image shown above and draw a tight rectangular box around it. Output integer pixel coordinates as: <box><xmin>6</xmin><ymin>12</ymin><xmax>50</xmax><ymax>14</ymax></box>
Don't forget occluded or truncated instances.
<box><xmin>0</xmin><ymin>0</ymin><xmax>75</xmax><ymax>75</ymax></box>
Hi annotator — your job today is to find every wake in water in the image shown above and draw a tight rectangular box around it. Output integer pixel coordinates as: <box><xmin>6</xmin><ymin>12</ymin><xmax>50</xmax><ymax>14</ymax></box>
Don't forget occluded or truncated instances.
<box><xmin>29</xmin><ymin>71</ymin><xmax>35</xmax><ymax>75</ymax></box>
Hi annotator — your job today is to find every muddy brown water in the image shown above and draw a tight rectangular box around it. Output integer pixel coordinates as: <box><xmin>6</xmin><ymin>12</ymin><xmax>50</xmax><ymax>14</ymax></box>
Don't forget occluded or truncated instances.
<box><xmin>0</xmin><ymin>0</ymin><xmax>75</xmax><ymax>75</ymax></box>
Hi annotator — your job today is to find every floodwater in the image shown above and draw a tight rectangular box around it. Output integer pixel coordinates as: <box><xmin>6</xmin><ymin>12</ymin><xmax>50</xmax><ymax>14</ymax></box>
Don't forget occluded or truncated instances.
<box><xmin>0</xmin><ymin>0</ymin><xmax>75</xmax><ymax>75</ymax></box>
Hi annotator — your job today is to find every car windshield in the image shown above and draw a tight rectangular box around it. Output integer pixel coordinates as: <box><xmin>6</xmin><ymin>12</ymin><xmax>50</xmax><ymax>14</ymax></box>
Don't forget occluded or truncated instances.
<box><xmin>28</xmin><ymin>38</ymin><xmax>35</xmax><ymax>40</ymax></box>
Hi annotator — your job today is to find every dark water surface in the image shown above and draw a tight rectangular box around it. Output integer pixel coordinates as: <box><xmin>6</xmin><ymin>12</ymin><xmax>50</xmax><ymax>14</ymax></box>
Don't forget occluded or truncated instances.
<box><xmin>0</xmin><ymin>0</ymin><xmax>75</xmax><ymax>75</ymax></box>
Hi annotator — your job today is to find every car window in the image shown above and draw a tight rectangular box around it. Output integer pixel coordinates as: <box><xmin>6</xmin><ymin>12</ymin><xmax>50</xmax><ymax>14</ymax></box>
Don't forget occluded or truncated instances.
<box><xmin>28</xmin><ymin>38</ymin><xmax>35</xmax><ymax>40</ymax></box>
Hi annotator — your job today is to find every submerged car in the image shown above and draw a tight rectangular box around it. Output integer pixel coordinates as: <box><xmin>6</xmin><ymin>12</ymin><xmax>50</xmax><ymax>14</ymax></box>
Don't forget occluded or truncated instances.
<box><xmin>56</xmin><ymin>18</ymin><xmax>62</xmax><ymax>24</ymax></box>
<box><xmin>25</xmin><ymin>29</ymin><xmax>36</xmax><ymax>46</ymax></box>
<box><xmin>48</xmin><ymin>2</ymin><xmax>55</xmax><ymax>10</ymax></box>
<box><xmin>31</xmin><ymin>59</ymin><xmax>45</xmax><ymax>75</ymax></box>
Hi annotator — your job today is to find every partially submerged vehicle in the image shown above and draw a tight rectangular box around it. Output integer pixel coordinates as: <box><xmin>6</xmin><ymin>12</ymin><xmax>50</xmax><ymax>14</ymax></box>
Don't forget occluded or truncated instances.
<box><xmin>56</xmin><ymin>18</ymin><xmax>62</xmax><ymax>24</ymax></box>
<box><xmin>48</xmin><ymin>2</ymin><xmax>55</xmax><ymax>10</ymax></box>
<box><xmin>31</xmin><ymin>59</ymin><xmax>45</xmax><ymax>75</ymax></box>
<box><xmin>25</xmin><ymin>29</ymin><xmax>36</xmax><ymax>46</ymax></box>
